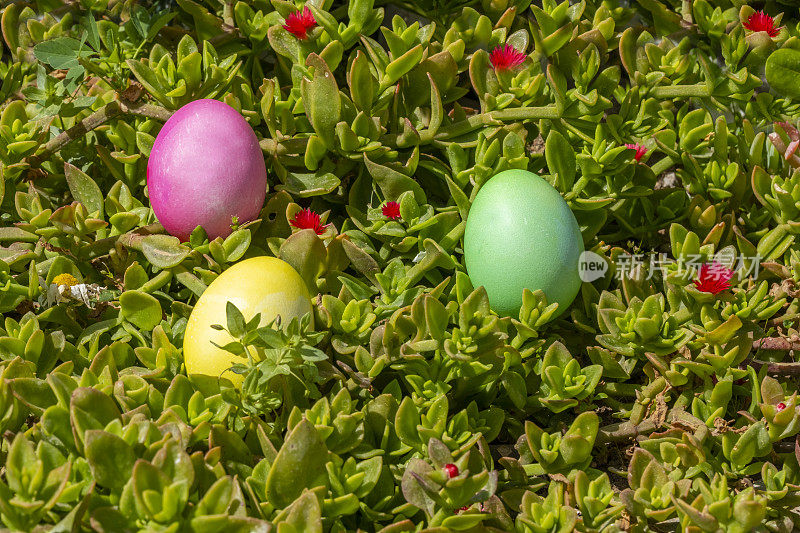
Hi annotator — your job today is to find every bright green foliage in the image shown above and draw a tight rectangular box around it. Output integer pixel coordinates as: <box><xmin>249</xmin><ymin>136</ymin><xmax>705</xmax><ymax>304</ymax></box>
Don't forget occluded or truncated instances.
<box><xmin>2</xmin><ymin>0</ymin><xmax>800</xmax><ymax>531</ymax></box>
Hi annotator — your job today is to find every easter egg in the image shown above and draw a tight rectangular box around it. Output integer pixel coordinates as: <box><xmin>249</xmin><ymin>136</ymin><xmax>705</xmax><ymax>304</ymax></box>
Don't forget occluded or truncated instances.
<box><xmin>147</xmin><ymin>99</ymin><xmax>267</xmax><ymax>241</ymax></box>
<box><xmin>183</xmin><ymin>257</ymin><xmax>312</xmax><ymax>386</ymax></box>
<box><xmin>463</xmin><ymin>169</ymin><xmax>584</xmax><ymax>317</ymax></box>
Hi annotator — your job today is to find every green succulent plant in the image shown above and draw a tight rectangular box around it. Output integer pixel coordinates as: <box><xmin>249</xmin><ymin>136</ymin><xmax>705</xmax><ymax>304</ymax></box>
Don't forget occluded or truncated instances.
<box><xmin>2</xmin><ymin>0</ymin><xmax>800</xmax><ymax>530</ymax></box>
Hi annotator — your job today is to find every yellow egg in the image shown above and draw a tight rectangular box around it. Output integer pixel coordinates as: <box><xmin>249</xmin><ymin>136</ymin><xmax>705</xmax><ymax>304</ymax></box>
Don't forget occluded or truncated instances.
<box><xmin>183</xmin><ymin>256</ymin><xmax>312</xmax><ymax>386</ymax></box>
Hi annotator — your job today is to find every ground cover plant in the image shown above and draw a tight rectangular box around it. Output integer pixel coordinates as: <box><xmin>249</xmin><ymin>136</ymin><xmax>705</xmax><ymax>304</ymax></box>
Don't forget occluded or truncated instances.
<box><xmin>3</xmin><ymin>0</ymin><xmax>800</xmax><ymax>531</ymax></box>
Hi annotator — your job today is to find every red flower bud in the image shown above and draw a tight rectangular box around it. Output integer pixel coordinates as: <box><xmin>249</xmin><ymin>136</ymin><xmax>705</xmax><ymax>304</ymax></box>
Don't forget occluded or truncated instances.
<box><xmin>283</xmin><ymin>7</ymin><xmax>317</xmax><ymax>40</ymax></box>
<box><xmin>444</xmin><ymin>463</ymin><xmax>459</xmax><ymax>478</ymax></box>
<box><xmin>489</xmin><ymin>44</ymin><xmax>527</xmax><ymax>72</ymax></box>
<box><xmin>624</xmin><ymin>143</ymin><xmax>647</xmax><ymax>162</ymax></box>
<box><xmin>382</xmin><ymin>201</ymin><xmax>401</xmax><ymax>220</ymax></box>
<box><xmin>777</xmin><ymin>402</ymin><xmax>787</xmax><ymax>412</ymax></box>
<box><xmin>693</xmin><ymin>262</ymin><xmax>735</xmax><ymax>295</ymax></box>
<box><xmin>743</xmin><ymin>10</ymin><xmax>781</xmax><ymax>38</ymax></box>
<box><xmin>290</xmin><ymin>208</ymin><xmax>328</xmax><ymax>235</ymax></box>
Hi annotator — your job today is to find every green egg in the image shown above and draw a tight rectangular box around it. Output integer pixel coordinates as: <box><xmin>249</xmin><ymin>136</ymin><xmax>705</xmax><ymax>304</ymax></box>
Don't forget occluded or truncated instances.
<box><xmin>464</xmin><ymin>169</ymin><xmax>584</xmax><ymax>317</ymax></box>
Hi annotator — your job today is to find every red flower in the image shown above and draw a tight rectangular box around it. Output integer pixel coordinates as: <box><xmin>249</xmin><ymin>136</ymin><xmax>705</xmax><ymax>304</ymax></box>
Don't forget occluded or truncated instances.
<box><xmin>693</xmin><ymin>262</ymin><xmax>735</xmax><ymax>295</ymax></box>
<box><xmin>744</xmin><ymin>10</ymin><xmax>781</xmax><ymax>38</ymax></box>
<box><xmin>455</xmin><ymin>505</ymin><xmax>470</xmax><ymax>514</ymax></box>
<box><xmin>382</xmin><ymin>201</ymin><xmax>401</xmax><ymax>220</ymax></box>
<box><xmin>290</xmin><ymin>208</ymin><xmax>327</xmax><ymax>235</ymax></box>
<box><xmin>625</xmin><ymin>143</ymin><xmax>647</xmax><ymax>162</ymax></box>
<box><xmin>489</xmin><ymin>44</ymin><xmax>527</xmax><ymax>72</ymax></box>
<box><xmin>283</xmin><ymin>6</ymin><xmax>317</xmax><ymax>40</ymax></box>
<box><xmin>444</xmin><ymin>463</ymin><xmax>459</xmax><ymax>478</ymax></box>
<box><xmin>777</xmin><ymin>402</ymin><xmax>787</xmax><ymax>412</ymax></box>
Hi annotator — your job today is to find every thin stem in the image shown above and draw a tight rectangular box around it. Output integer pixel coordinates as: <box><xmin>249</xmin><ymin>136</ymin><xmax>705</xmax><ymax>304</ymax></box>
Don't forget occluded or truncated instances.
<box><xmin>597</xmin><ymin>419</ymin><xmax>657</xmax><ymax>444</ymax></box>
<box><xmin>434</xmin><ymin>105</ymin><xmax>559</xmax><ymax>140</ymax></box>
<box><xmin>222</xmin><ymin>0</ymin><xmax>235</xmax><ymax>26</ymax></box>
<box><xmin>753</xmin><ymin>337</ymin><xmax>800</xmax><ymax>351</ymax></box>
<box><xmin>650</xmin><ymin>155</ymin><xmax>676</xmax><ymax>176</ymax></box>
<box><xmin>651</xmin><ymin>84</ymin><xmax>711</xmax><ymax>99</ymax></box>
<box><xmin>599</xmin><ymin>382</ymin><xmax>640</xmax><ymax>397</ymax></box>
<box><xmin>27</xmin><ymin>98</ymin><xmax>173</xmax><ymax>167</ymax></box>
<box><xmin>771</xmin><ymin>314</ymin><xmax>800</xmax><ymax>326</ymax></box>
<box><xmin>434</xmin><ymin>112</ymin><xmax>502</xmax><ymax>140</ymax></box>
<box><xmin>490</xmin><ymin>106</ymin><xmax>560</xmax><ymax>121</ymax></box>
<box><xmin>121</xmin><ymin>100</ymin><xmax>174</xmax><ymax>122</ymax></box>
<box><xmin>682</xmin><ymin>0</ymin><xmax>693</xmax><ymax>23</ymax></box>
<box><xmin>749</xmin><ymin>359</ymin><xmax>800</xmax><ymax>376</ymax></box>
<box><xmin>29</xmin><ymin>101</ymin><xmax>124</xmax><ymax>165</ymax></box>
<box><xmin>560</xmin><ymin>117</ymin><xmax>595</xmax><ymax>144</ymax></box>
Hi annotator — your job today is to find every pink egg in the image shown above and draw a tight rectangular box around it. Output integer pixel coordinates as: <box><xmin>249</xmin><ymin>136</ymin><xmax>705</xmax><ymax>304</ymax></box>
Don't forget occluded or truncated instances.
<box><xmin>147</xmin><ymin>99</ymin><xmax>267</xmax><ymax>241</ymax></box>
